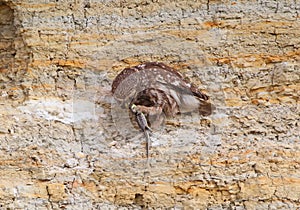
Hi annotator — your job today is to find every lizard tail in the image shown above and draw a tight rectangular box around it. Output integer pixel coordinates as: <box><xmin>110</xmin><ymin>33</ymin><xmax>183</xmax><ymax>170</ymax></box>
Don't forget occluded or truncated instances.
<box><xmin>144</xmin><ymin>130</ymin><xmax>150</xmax><ymax>161</ymax></box>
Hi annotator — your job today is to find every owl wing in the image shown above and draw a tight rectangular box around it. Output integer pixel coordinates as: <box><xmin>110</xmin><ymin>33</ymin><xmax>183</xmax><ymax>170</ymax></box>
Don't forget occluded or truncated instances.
<box><xmin>111</xmin><ymin>66</ymin><xmax>139</xmax><ymax>94</ymax></box>
<box><xmin>136</xmin><ymin>62</ymin><xmax>209</xmax><ymax>101</ymax></box>
<box><xmin>111</xmin><ymin>62</ymin><xmax>209</xmax><ymax>103</ymax></box>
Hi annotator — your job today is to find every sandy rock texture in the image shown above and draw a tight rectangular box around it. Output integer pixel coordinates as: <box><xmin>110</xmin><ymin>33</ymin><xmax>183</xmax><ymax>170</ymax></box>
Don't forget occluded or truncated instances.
<box><xmin>0</xmin><ymin>0</ymin><xmax>299</xmax><ymax>209</ymax></box>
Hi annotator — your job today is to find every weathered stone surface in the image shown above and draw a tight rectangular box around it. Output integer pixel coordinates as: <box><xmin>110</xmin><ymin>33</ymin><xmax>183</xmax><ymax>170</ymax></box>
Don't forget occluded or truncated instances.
<box><xmin>0</xmin><ymin>0</ymin><xmax>299</xmax><ymax>209</ymax></box>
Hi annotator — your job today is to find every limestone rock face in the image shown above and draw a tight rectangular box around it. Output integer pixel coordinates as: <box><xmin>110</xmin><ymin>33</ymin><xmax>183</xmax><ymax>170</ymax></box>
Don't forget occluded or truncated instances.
<box><xmin>0</xmin><ymin>0</ymin><xmax>299</xmax><ymax>209</ymax></box>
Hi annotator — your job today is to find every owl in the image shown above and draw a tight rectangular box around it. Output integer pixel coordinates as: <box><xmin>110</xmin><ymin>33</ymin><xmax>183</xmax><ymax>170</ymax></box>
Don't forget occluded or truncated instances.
<box><xmin>112</xmin><ymin>62</ymin><xmax>213</xmax><ymax>128</ymax></box>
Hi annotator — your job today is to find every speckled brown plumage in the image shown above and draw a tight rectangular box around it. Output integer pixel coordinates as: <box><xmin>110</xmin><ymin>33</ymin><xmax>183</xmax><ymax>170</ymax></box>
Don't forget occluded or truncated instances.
<box><xmin>112</xmin><ymin>62</ymin><xmax>213</xmax><ymax>128</ymax></box>
<box><xmin>112</xmin><ymin>62</ymin><xmax>209</xmax><ymax>101</ymax></box>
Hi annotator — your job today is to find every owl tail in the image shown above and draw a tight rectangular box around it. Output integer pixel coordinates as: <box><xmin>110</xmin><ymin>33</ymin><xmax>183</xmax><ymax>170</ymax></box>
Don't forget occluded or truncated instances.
<box><xmin>198</xmin><ymin>101</ymin><xmax>215</xmax><ymax>116</ymax></box>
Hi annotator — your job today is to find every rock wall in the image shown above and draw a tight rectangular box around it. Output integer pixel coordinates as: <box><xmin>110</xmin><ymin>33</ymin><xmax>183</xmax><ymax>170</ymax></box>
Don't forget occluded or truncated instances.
<box><xmin>0</xmin><ymin>0</ymin><xmax>299</xmax><ymax>209</ymax></box>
